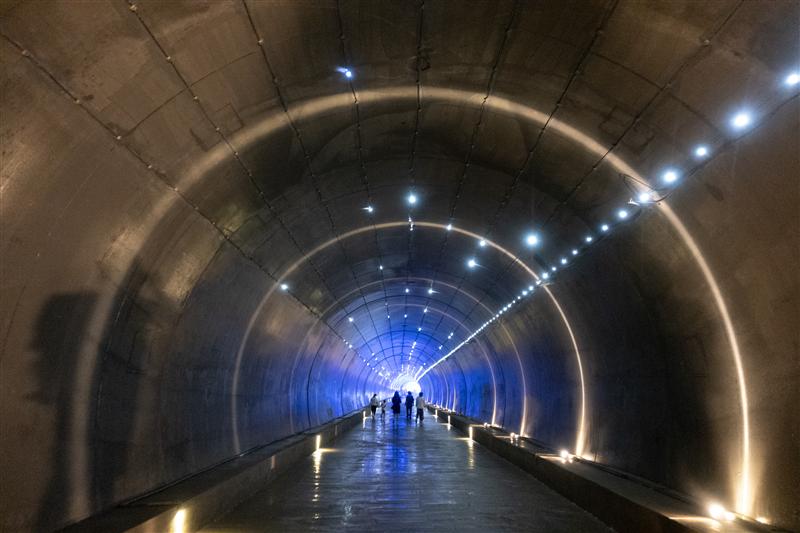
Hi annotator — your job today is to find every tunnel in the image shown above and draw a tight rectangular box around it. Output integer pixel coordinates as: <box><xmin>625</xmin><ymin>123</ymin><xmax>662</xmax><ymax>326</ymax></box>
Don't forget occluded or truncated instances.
<box><xmin>0</xmin><ymin>1</ymin><xmax>798</xmax><ymax>532</ymax></box>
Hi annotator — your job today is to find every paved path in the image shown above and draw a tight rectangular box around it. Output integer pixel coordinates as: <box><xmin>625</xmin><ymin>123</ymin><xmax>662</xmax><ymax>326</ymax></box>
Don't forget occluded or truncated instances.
<box><xmin>202</xmin><ymin>412</ymin><xmax>612</xmax><ymax>532</ymax></box>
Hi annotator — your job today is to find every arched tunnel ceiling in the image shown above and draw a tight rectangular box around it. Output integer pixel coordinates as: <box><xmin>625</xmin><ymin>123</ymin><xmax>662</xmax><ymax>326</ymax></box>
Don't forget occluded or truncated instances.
<box><xmin>0</xmin><ymin>0</ymin><xmax>798</xmax><ymax>531</ymax></box>
<box><xmin>5</xmin><ymin>0</ymin><xmax>793</xmax><ymax>380</ymax></box>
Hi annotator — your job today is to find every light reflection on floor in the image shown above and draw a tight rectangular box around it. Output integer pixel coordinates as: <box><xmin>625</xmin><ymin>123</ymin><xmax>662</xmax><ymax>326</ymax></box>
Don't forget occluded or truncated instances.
<box><xmin>201</xmin><ymin>414</ymin><xmax>612</xmax><ymax>532</ymax></box>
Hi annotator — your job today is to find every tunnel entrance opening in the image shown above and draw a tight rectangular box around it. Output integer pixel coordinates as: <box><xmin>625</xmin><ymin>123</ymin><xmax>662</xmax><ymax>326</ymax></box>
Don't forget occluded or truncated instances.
<box><xmin>401</xmin><ymin>380</ymin><xmax>421</xmax><ymax>394</ymax></box>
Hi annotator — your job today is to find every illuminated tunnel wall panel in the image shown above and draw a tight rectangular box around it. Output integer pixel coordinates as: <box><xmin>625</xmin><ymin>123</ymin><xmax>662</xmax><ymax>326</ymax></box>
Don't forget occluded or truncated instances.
<box><xmin>1</xmin><ymin>1</ymin><xmax>798</xmax><ymax>531</ymax></box>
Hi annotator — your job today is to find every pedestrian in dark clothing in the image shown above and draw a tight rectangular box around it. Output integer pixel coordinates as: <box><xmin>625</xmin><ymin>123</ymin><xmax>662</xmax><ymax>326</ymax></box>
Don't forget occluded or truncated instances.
<box><xmin>405</xmin><ymin>391</ymin><xmax>414</xmax><ymax>419</ymax></box>
<box><xmin>391</xmin><ymin>391</ymin><xmax>402</xmax><ymax>414</ymax></box>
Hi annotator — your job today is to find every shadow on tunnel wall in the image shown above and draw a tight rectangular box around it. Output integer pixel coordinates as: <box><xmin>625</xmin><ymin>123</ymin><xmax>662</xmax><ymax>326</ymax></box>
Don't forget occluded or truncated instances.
<box><xmin>28</xmin><ymin>293</ymin><xmax>97</xmax><ymax>531</ymax></box>
<box><xmin>16</xmin><ymin>181</ymin><xmax>367</xmax><ymax>531</ymax></box>
<box><xmin>27</xmin><ymin>256</ymin><xmax>178</xmax><ymax>531</ymax></box>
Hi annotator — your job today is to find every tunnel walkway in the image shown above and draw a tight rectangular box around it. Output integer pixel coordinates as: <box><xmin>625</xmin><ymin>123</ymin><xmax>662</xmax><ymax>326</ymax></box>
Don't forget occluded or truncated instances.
<box><xmin>200</xmin><ymin>411</ymin><xmax>612</xmax><ymax>532</ymax></box>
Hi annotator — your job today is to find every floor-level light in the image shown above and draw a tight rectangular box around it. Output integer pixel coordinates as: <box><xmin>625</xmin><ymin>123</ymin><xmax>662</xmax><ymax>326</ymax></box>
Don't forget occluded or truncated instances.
<box><xmin>171</xmin><ymin>509</ymin><xmax>187</xmax><ymax>533</ymax></box>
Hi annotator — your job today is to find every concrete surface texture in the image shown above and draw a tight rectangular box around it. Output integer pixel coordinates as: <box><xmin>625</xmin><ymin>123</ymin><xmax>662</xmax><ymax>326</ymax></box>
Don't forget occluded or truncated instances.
<box><xmin>0</xmin><ymin>1</ymin><xmax>797</xmax><ymax>531</ymax></box>
<box><xmin>200</xmin><ymin>413</ymin><xmax>613</xmax><ymax>533</ymax></box>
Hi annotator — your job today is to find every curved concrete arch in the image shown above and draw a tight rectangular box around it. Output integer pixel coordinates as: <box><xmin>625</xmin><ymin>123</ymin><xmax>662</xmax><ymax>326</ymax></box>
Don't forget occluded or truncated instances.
<box><xmin>4</xmin><ymin>4</ymin><xmax>797</xmax><ymax>529</ymax></box>
<box><xmin>201</xmin><ymin>87</ymin><xmax>752</xmax><ymax>506</ymax></box>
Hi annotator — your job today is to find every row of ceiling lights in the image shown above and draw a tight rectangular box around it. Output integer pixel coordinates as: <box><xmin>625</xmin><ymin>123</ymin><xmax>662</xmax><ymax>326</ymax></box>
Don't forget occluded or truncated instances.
<box><xmin>413</xmin><ymin>66</ymin><xmax>800</xmax><ymax>378</ymax></box>
<box><xmin>277</xmin><ymin>66</ymin><xmax>800</xmax><ymax>384</ymax></box>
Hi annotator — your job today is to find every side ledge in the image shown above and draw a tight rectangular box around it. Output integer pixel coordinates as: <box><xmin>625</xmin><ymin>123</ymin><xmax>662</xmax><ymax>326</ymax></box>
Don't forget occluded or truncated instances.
<box><xmin>61</xmin><ymin>409</ymin><xmax>369</xmax><ymax>533</ymax></box>
<box><xmin>427</xmin><ymin>407</ymin><xmax>781</xmax><ymax>533</ymax></box>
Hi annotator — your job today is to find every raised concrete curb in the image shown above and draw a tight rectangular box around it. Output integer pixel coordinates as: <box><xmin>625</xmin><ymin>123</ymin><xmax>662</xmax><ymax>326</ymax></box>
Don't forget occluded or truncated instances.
<box><xmin>61</xmin><ymin>408</ymin><xmax>369</xmax><ymax>533</ymax></box>
<box><xmin>427</xmin><ymin>407</ymin><xmax>781</xmax><ymax>533</ymax></box>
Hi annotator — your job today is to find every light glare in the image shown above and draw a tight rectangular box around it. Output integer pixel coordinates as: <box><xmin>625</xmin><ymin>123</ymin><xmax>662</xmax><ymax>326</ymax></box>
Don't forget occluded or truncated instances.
<box><xmin>784</xmin><ymin>72</ymin><xmax>799</xmax><ymax>86</ymax></box>
<box><xmin>525</xmin><ymin>233</ymin><xmax>539</xmax><ymax>246</ymax></box>
<box><xmin>171</xmin><ymin>509</ymin><xmax>187</xmax><ymax>533</ymax></box>
<box><xmin>617</xmin><ymin>209</ymin><xmax>628</xmax><ymax>220</ymax></box>
<box><xmin>467</xmin><ymin>258</ymin><xmax>477</xmax><ymax>268</ymax></box>
<box><xmin>663</xmin><ymin>169</ymin><xmax>679</xmax><ymax>184</ymax></box>
<box><xmin>731</xmin><ymin>111</ymin><xmax>752</xmax><ymax>129</ymax></box>
<box><xmin>407</xmin><ymin>193</ymin><xmax>417</xmax><ymax>205</ymax></box>
<box><xmin>694</xmin><ymin>145</ymin><xmax>709</xmax><ymax>157</ymax></box>
<box><xmin>707</xmin><ymin>503</ymin><xmax>734</xmax><ymax>522</ymax></box>
<box><xmin>280</xmin><ymin>283</ymin><xmax>289</xmax><ymax>291</ymax></box>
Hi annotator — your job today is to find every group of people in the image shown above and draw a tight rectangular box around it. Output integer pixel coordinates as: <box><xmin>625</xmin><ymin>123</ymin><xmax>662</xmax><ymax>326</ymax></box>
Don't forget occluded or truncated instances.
<box><xmin>369</xmin><ymin>391</ymin><xmax>427</xmax><ymax>421</ymax></box>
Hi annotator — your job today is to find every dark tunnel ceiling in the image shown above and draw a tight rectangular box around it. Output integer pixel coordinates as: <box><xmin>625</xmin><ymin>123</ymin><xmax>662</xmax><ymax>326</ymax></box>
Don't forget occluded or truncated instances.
<box><xmin>1</xmin><ymin>0</ymin><xmax>799</xmax><ymax>529</ymax></box>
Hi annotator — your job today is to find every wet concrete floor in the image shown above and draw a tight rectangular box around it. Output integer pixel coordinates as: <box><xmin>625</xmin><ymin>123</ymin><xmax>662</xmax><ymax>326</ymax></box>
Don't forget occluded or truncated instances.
<box><xmin>201</xmin><ymin>412</ymin><xmax>612</xmax><ymax>532</ymax></box>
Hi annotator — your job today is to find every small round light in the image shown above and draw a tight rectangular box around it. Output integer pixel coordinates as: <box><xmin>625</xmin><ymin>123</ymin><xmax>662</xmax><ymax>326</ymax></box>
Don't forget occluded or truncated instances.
<box><xmin>428</xmin><ymin>288</ymin><xmax>434</xmax><ymax>294</ymax></box>
<box><xmin>560</xmin><ymin>257</ymin><xmax>567</xmax><ymax>265</ymax></box>
<box><xmin>379</xmin><ymin>265</ymin><xmax>383</xmax><ymax>270</ymax></box>
<box><xmin>467</xmin><ymin>258</ymin><xmax>477</xmax><ymax>268</ymax></box>
<box><xmin>348</xmin><ymin>317</ymin><xmax>354</xmax><ymax>322</ymax></box>
<box><xmin>785</xmin><ymin>71</ymin><xmax>799</xmax><ymax>86</ymax></box>
<box><xmin>364</xmin><ymin>205</ymin><xmax>374</xmax><ymax>213</ymax></box>
<box><xmin>585</xmin><ymin>235</ymin><xmax>593</xmax><ymax>243</ymax></box>
<box><xmin>280</xmin><ymin>283</ymin><xmax>289</xmax><ymax>291</ymax></box>
<box><xmin>417</xmin><ymin>327</ymin><xmax>422</xmax><ymax>331</ymax></box>
<box><xmin>478</xmin><ymin>239</ymin><xmax>487</xmax><ymax>247</ymax></box>
<box><xmin>638</xmin><ymin>192</ymin><xmax>652</xmax><ymax>203</ymax></box>
<box><xmin>344</xmin><ymin>69</ymin><xmax>353</xmax><ymax>79</ymax></box>
<box><xmin>617</xmin><ymin>209</ymin><xmax>628</xmax><ymax>220</ymax></box>
<box><xmin>446</xmin><ymin>223</ymin><xmax>452</xmax><ymax>231</ymax></box>
<box><xmin>423</xmin><ymin>307</ymin><xmax>428</xmax><ymax>313</ymax></box>
<box><xmin>407</xmin><ymin>193</ymin><xmax>417</xmax><ymax>205</ymax></box>
<box><xmin>694</xmin><ymin>145</ymin><xmax>709</xmax><ymax>158</ymax></box>
<box><xmin>528</xmin><ymin>285</ymin><xmax>534</xmax><ymax>291</ymax></box>
<box><xmin>525</xmin><ymin>233</ymin><xmax>539</xmax><ymax>247</ymax></box>
<box><xmin>731</xmin><ymin>111</ymin><xmax>752</xmax><ymax>129</ymax></box>
<box><xmin>572</xmin><ymin>249</ymin><xmax>578</xmax><ymax>255</ymax></box>
<box><xmin>405</xmin><ymin>288</ymin><xmax>410</xmax><ymax>294</ymax></box>
<box><xmin>601</xmin><ymin>224</ymin><xmax>610</xmax><ymax>232</ymax></box>
<box><xmin>542</xmin><ymin>272</ymin><xmax>549</xmax><ymax>280</ymax></box>
<box><xmin>551</xmin><ymin>266</ymin><xmax>557</xmax><ymax>272</ymax></box>
<box><xmin>708</xmin><ymin>503</ymin><xmax>730</xmax><ymax>521</ymax></box>
<box><xmin>522</xmin><ymin>290</ymin><xmax>528</xmax><ymax>296</ymax></box>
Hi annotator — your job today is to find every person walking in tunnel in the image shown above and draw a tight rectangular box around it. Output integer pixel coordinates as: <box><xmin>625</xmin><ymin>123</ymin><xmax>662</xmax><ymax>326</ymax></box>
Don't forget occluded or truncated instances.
<box><xmin>405</xmin><ymin>391</ymin><xmax>414</xmax><ymax>419</ymax></box>
<box><xmin>415</xmin><ymin>392</ymin><xmax>426</xmax><ymax>422</ymax></box>
<box><xmin>391</xmin><ymin>391</ymin><xmax>401</xmax><ymax>415</ymax></box>
<box><xmin>370</xmin><ymin>393</ymin><xmax>379</xmax><ymax>418</ymax></box>
<box><xmin>380</xmin><ymin>398</ymin><xmax>386</xmax><ymax>417</ymax></box>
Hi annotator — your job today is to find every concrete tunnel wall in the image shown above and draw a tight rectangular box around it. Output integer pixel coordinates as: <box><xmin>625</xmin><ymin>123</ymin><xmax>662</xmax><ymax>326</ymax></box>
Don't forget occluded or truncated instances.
<box><xmin>0</xmin><ymin>1</ymin><xmax>798</xmax><ymax>531</ymax></box>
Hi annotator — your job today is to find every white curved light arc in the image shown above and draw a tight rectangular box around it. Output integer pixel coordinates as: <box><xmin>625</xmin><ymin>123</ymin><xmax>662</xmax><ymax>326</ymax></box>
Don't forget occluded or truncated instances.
<box><xmin>321</xmin><ymin>277</ymin><xmax>503</xmax><ymax>423</ymax></box>
<box><xmin>214</xmin><ymin>87</ymin><xmax>749</xmax><ymax>511</ymax></box>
